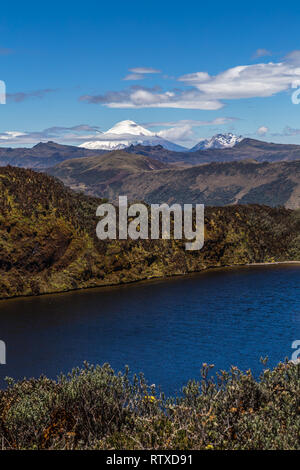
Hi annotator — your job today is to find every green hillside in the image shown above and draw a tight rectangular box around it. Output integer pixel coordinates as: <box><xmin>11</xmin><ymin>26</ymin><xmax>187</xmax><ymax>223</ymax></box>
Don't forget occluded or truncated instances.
<box><xmin>1</xmin><ymin>165</ymin><xmax>300</xmax><ymax>299</ymax></box>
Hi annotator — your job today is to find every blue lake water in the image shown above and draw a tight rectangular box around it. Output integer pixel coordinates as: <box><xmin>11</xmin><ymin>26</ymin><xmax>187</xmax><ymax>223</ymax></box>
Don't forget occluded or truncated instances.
<box><xmin>0</xmin><ymin>264</ymin><xmax>299</xmax><ymax>395</ymax></box>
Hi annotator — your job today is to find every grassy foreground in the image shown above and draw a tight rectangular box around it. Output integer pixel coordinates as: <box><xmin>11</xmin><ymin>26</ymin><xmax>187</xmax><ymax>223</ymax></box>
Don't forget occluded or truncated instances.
<box><xmin>0</xmin><ymin>361</ymin><xmax>299</xmax><ymax>450</ymax></box>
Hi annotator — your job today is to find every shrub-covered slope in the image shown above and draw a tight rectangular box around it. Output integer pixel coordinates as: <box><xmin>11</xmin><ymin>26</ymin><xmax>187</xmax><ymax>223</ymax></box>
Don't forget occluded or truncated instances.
<box><xmin>0</xmin><ymin>361</ymin><xmax>299</xmax><ymax>450</ymax></box>
<box><xmin>1</xmin><ymin>165</ymin><xmax>300</xmax><ymax>299</ymax></box>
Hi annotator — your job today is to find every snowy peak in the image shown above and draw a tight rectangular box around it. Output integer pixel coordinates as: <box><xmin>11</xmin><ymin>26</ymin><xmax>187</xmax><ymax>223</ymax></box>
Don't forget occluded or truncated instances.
<box><xmin>79</xmin><ymin>120</ymin><xmax>187</xmax><ymax>151</ymax></box>
<box><xmin>190</xmin><ymin>133</ymin><xmax>243</xmax><ymax>151</ymax></box>
<box><xmin>105</xmin><ymin>120</ymin><xmax>154</xmax><ymax>137</ymax></box>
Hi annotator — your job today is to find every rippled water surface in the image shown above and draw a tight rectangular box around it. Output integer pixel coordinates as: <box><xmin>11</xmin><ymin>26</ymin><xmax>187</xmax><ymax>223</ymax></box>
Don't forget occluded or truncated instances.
<box><xmin>0</xmin><ymin>265</ymin><xmax>299</xmax><ymax>394</ymax></box>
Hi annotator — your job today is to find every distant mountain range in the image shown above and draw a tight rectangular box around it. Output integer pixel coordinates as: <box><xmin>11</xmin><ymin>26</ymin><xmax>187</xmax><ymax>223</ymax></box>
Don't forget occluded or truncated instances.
<box><xmin>2</xmin><ymin>136</ymin><xmax>300</xmax><ymax>170</ymax></box>
<box><xmin>48</xmin><ymin>150</ymin><xmax>300</xmax><ymax>209</ymax></box>
<box><xmin>125</xmin><ymin>138</ymin><xmax>300</xmax><ymax>165</ymax></box>
<box><xmin>78</xmin><ymin>120</ymin><xmax>244</xmax><ymax>152</ymax></box>
<box><xmin>79</xmin><ymin>120</ymin><xmax>188</xmax><ymax>152</ymax></box>
<box><xmin>0</xmin><ymin>141</ymin><xmax>107</xmax><ymax>169</ymax></box>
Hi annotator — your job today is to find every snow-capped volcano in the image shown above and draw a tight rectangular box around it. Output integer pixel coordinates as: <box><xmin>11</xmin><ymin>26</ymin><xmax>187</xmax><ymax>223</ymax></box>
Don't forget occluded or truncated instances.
<box><xmin>105</xmin><ymin>120</ymin><xmax>154</xmax><ymax>137</ymax></box>
<box><xmin>79</xmin><ymin>120</ymin><xmax>187</xmax><ymax>151</ymax></box>
<box><xmin>190</xmin><ymin>133</ymin><xmax>243</xmax><ymax>151</ymax></box>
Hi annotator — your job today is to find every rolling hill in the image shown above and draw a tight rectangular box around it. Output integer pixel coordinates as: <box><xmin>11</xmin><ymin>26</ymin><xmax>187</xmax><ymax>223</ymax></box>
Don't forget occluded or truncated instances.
<box><xmin>47</xmin><ymin>150</ymin><xmax>170</xmax><ymax>194</ymax></box>
<box><xmin>48</xmin><ymin>152</ymin><xmax>300</xmax><ymax>209</ymax></box>
<box><xmin>0</xmin><ymin>141</ymin><xmax>107</xmax><ymax>169</ymax></box>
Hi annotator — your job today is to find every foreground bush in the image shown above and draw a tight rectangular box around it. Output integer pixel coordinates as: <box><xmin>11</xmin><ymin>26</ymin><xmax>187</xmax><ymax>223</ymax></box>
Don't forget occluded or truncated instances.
<box><xmin>0</xmin><ymin>361</ymin><xmax>299</xmax><ymax>450</ymax></box>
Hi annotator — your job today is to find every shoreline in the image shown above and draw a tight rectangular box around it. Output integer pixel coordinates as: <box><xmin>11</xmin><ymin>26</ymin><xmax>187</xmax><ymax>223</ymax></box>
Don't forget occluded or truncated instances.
<box><xmin>1</xmin><ymin>259</ymin><xmax>300</xmax><ymax>303</ymax></box>
<box><xmin>245</xmin><ymin>260</ymin><xmax>300</xmax><ymax>266</ymax></box>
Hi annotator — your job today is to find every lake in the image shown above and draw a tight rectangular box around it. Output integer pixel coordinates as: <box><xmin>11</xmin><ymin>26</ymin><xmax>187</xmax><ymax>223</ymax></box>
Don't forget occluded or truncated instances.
<box><xmin>0</xmin><ymin>264</ymin><xmax>299</xmax><ymax>395</ymax></box>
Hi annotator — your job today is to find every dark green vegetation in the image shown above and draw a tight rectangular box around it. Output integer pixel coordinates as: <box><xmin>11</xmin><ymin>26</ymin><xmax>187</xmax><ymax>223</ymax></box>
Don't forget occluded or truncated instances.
<box><xmin>1</xmin><ymin>165</ymin><xmax>300</xmax><ymax>299</ymax></box>
<box><xmin>0</xmin><ymin>141</ymin><xmax>106</xmax><ymax>169</ymax></box>
<box><xmin>0</xmin><ymin>361</ymin><xmax>299</xmax><ymax>449</ymax></box>
<box><xmin>49</xmin><ymin>152</ymin><xmax>300</xmax><ymax>208</ymax></box>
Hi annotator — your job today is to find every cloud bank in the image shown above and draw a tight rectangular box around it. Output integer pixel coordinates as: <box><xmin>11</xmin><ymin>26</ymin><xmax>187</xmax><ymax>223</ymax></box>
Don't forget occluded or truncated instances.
<box><xmin>80</xmin><ymin>86</ymin><xmax>222</xmax><ymax>110</ymax></box>
<box><xmin>0</xmin><ymin>124</ymin><xmax>103</xmax><ymax>146</ymax></box>
<box><xmin>7</xmin><ymin>89</ymin><xmax>56</xmax><ymax>103</ymax></box>
<box><xmin>81</xmin><ymin>51</ymin><xmax>300</xmax><ymax>109</ymax></box>
<box><xmin>253</xmin><ymin>48</ymin><xmax>272</xmax><ymax>58</ymax></box>
<box><xmin>123</xmin><ymin>67</ymin><xmax>161</xmax><ymax>81</ymax></box>
<box><xmin>0</xmin><ymin>118</ymin><xmax>235</xmax><ymax>147</ymax></box>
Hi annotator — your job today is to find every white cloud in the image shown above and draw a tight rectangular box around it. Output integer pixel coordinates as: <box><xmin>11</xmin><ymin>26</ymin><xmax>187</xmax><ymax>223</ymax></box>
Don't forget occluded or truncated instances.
<box><xmin>157</xmin><ymin>125</ymin><xmax>194</xmax><ymax>142</ymax></box>
<box><xmin>82</xmin><ymin>53</ymin><xmax>300</xmax><ymax>110</ymax></box>
<box><xmin>123</xmin><ymin>73</ymin><xmax>144</xmax><ymax>81</ymax></box>
<box><xmin>80</xmin><ymin>87</ymin><xmax>222</xmax><ymax>109</ymax></box>
<box><xmin>257</xmin><ymin>126</ymin><xmax>269</xmax><ymax>136</ymax></box>
<box><xmin>178</xmin><ymin>61</ymin><xmax>300</xmax><ymax>99</ymax></box>
<box><xmin>0</xmin><ymin>131</ymin><xmax>27</xmax><ymax>140</ymax></box>
<box><xmin>253</xmin><ymin>48</ymin><xmax>272</xmax><ymax>58</ymax></box>
<box><xmin>129</xmin><ymin>67</ymin><xmax>161</xmax><ymax>74</ymax></box>
<box><xmin>123</xmin><ymin>67</ymin><xmax>161</xmax><ymax>81</ymax></box>
<box><xmin>145</xmin><ymin>117</ymin><xmax>236</xmax><ymax>128</ymax></box>
<box><xmin>284</xmin><ymin>50</ymin><xmax>300</xmax><ymax>64</ymax></box>
<box><xmin>146</xmin><ymin>118</ymin><xmax>237</xmax><ymax>143</ymax></box>
<box><xmin>0</xmin><ymin>125</ymin><xmax>103</xmax><ymax>146</ymax></box>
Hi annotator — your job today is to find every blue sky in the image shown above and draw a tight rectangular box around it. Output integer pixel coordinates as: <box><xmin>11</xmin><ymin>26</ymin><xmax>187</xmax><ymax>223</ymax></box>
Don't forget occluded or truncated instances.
<box><xmin>1</xmin><ymin>0</ymin><xmax>300</xmax><ymax>148</ymax></box>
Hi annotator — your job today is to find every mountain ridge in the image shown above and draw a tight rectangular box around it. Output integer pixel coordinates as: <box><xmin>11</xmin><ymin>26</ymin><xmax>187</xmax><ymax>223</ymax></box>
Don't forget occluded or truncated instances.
<box><xmin>2</xmin><ymin>136</ymin><xmax>300</xmax><ymax>170</ymax></box>
<box><xmin>125</xmin><ymin>138</ymin><xmax>300</xmax><ymax>165</ymax></box>
<box><xmin>48</xmin><ymin>151</ymin><xmax>300</xmax><ymax>209</ymax></box>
